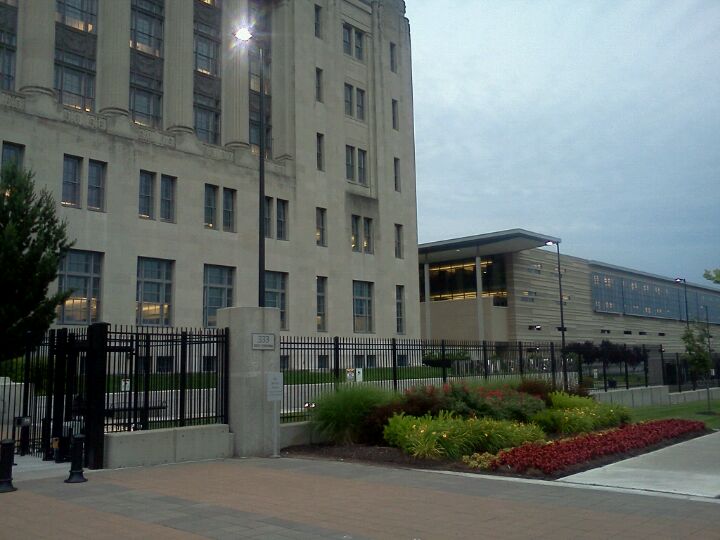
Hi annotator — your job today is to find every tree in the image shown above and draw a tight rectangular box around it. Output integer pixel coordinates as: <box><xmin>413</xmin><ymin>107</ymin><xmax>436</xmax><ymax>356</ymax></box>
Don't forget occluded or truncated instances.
<box><xmin>0</xmin><ymin>162</ymin><xmax>72</xmax><ymax>362</ymax></box>
<box><xmin>681</xmin><ymin>324</ymin><xmax>712</xmax><ymax>412</ymax></box>
<box><xmin>704</xmin><ymin>269</ymin><xmax>720</xmax><ymax>285</ymax></box>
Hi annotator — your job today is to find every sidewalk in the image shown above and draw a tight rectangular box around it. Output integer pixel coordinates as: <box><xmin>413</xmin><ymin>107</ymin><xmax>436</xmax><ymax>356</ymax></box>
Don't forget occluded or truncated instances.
<box><xmin>559</xmin><ymin>431</ymin><xmax>720</xmax><ymax>498</ymax></box>
<box><xmin>3</xmin><ymin>456</ymin><xmax>720</xmax><ymax>540</ymax></box>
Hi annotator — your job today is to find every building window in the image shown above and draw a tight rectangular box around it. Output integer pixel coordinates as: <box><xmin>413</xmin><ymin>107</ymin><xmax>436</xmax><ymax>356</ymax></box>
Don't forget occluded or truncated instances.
<box><xmin>316</xmin><ymin>207</ymin><xmax>327</xmax><ymax>246</ymax></box>
<box><xmin>138</xmin><ymin>170</ymin><xmax>155</xmax><ymax>218</ymax></box>
<box><xmin>390</xmin><ymin>42</ymin><xmax>397</xmax><ymax>72</ymax></box>
<box><xmin>131</xmin><ymin>0</ymin><xmax>163</xmax><ymax>56</ymax></box>
<box><xmin>130</xmin><ymin>76</ymin><xmax>163</xmax><ymax>128</ymax></box>
<box><xmin>223</xmin><ymin>188</ymin><xmax>235</xmax><ymax>232</ymax></box>
<box><xmin>136</xmin><ymin>257</ymin><xmax>173</xmax><ymax>326</ymax></box>
<box><xmin>62</xmin><ymin>155</ymin><xmax>82</xmax><ymax>208</ymax></box>
<box><xmin>351</xmin><ymin>214</ymin><xmax>361</xmax><ymax>252</ymax></box>
<box><xmin>276</xmin><ymin>198</ymin><xmax>288</xmax><ymax>240</ymax></box>
<box><xmin>353</xmin><ymin>354</ymin><xmax>364</xmax><ymax>368</ymax></box>
<box><xmin>316</xmin><ymin>133</ymin><xmax>324</xmax><ymax>170</ymax></box>
<box><xmin>353</xmin><ymin>280</ymin><xmax>373</xmax><ymax>333</ymax></box>
<box><xmin>396</xmin><ymin>285</ymin><xmax>405</xmax><ymax>334</ymax></box>
<box><xmin>56</xmin><ymin>0</ymin><xmax>97</xmax><ymax>34</ymax></box>
<box><xmin>314</xmin><ymin>4</ymin><xmax>322</xmax><ymax>38</ymax></box>
<box><xmin>394</xmin><ymin>224</ymin><xmax>403</xmax><ymax>259</ymax></box>
<box><xmin>344</xmin><ymin>83</ymin><xmax>353</xmax><ymax>116</ymax></box>
<box><xmin>357</xmin><ymin>149</ymin><xmax>367</xmax><ymax>185</ymax></box>
<box><xmin>265</xmin><ymin>271</ymin><xmax>287</xmax><ymax>330</ymax></box>
<box><xmin>160</xmin><ymin>174</ymin><xmax>175</xmax><ymax>222</ymax></box>
<box><xmin>317</xmin><ymin>354</ymin><xmax>329</xmax><ymax>369</ymax></box>
<box><xmin>264</xmin><ymin>196</ymin><xmax>273</xmax><ymax>238</ymax></box>
<box><xmin>204</xmin><ymin>183</ymin><xmax>218</xmax><ymax>228</ymax></box>
<box><xmin>248</xmin><ymin>1</ymin><xmax>272</xmax><ymax>158</ymax></box>
<box><xmin>315</xmin><ymin>67</ymin><xmax>323</xmax><ymax>102</ymax></box>
<box><xmin>202</xmin><ymin>355</ymin><xmax>217</xmax><ymax>372</ymax></box>
<box><xmin>317</xmin><ymin>276</ymin><xmax>327</xmax><ymax>332</ymax></box>
<box><xmin>87</xmin><ymin>160</ymin><xmax>105</xmax><ymax>211</ymax></box>
<box><xmin>1</xmin><ymin>142</ymin><xmax>23</xmax><ymax>168</ymax></box>
<box><xmin>392</xmin><ymin>99</ymin><xmax>399</xmax><ymax>130</ymax></box>
<box><xmin>194</xmin><ymin>34</ymin><xmax>218</xmax><ymax>76</ymax></box>
<box><xmin>345</xmin><ymin>145</ymin><xmax>355</xmax><ymax>181</ymax></box>
<box><xmin>194</xmin><ymin>94</ymin><xmax>220</xmax><ymax>144</ymax></box>
<box><xmin>156</xmin><ymin>356</ymin><xmax>173</xmax><ymax>373</ymax></box>
<box><xmin>342</xmin><ymin>24</ymin><xmax>352</xmax><ymax>55</ymax></box>
<box><xmin>54</xmin><ymin>51</ymin><xmax>96</xmax><ymax>112</ymax></box>
<box><xmin>393</xmin><ymin>157</ymin><xmax>401</xmax><ymax>191</ymax></box>
<box><xmin>203</xmin><ymin>264</ymin><xmax>233</xmax><ymax>327</ymax></box>
<box><xmin>0</xmin><ymin>2</ymin><xmax>17</xmax><ymax>91</ymax></box>
<box><xmin>356</xmin><ymin>88</ymin><xmax>365</xmax><ymax>121</ymax></box>
<box><xmin>57</xmin><ymin>250</ymin><xmax>102</xmax><ymax>324</ymax></box>
<box><xmin>354</xmin><ymin>29</ymin><xmax>364</xmax><ymax>60</ymax></box>
<box><xmin>363</xmin><ymin>217</ymin><xmax>373</xmax><ymax>253</ymax></box>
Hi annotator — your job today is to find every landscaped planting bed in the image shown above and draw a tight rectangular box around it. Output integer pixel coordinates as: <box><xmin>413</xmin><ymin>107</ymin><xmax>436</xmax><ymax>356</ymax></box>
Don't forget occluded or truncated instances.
<box><xmin>283</xmin><ymin>381</ymin><xmax>709</xmax><ymax>479</ymax></box>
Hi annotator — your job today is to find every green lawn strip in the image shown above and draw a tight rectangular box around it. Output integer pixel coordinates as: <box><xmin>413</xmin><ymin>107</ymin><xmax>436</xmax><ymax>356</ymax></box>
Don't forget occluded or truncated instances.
<box><xmin>630</xmin><ymin>400</ymin><xmax>720</xmax><ymax>430</ymax></box>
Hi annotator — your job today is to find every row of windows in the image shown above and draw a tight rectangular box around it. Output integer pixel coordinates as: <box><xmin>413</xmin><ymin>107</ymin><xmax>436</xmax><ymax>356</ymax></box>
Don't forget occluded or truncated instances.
<box><xmin>57</xmin><ymin>249</ymin><xmax>406</xmax><ymax>334</ymax></box>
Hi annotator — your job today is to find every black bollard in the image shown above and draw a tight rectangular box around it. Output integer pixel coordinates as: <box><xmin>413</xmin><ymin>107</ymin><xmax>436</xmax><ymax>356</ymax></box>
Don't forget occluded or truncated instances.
<box><xmin>65</xmin><ymin>434</ymin><xmax>87</xmax><ymax>484</ymax></box>
<box><xmin>0</xmin><ymin>439</ymin><xmax>17</xmax><ymax>493</ymax></box>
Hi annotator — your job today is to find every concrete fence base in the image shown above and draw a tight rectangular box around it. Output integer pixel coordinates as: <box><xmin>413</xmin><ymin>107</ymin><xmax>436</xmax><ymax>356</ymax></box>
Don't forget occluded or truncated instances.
<box><xmin>591</xmin><ymin>385</ymin><xmax>720</xmax><ymax>407</ymax></box>
<box><xmin>104</xmin><ymin>424</ymin><xmax>233</xmax><ymax>469</ymax></box>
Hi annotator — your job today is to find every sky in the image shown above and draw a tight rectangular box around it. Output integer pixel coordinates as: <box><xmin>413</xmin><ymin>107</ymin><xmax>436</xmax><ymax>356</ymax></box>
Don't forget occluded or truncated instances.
<box><xmin>405</xmin><ymin>0</ymin><xmax>720</xmax><ymax>287</ymax></box>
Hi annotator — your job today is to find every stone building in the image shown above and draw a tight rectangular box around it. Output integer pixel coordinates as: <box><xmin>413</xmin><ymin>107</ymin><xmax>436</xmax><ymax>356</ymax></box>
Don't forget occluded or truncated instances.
<box><xmin>0</xmin><ymin>0</ymin><xmax>419</xmax><ymax>337</ymax></box>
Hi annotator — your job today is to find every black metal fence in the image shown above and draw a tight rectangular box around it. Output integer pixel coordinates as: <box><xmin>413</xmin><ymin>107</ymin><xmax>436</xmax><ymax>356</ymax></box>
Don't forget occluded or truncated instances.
<box><xmin>0</xmin><ymin>323</ymin><xmax>228</xmax><ymax>467</ymax></box>
<box><xmin>278</xmin><ymin>337</ymin><xmax>719</xmax><ymax>423</ymax></box>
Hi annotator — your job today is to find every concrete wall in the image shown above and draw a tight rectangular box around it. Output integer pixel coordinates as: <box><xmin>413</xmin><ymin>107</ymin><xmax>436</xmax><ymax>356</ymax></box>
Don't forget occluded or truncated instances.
<box><xmin>103</xmin><ymin>424</ymin><xmax>233</xmax><ymax>469</ymax></box>
<box><xmin>592</xmin><ymin>385</ymin><xmax>720</xmax><ymax>407</ymax></box>
<box><xmin>279</xmin><ymin>421</ymin><xmax>330</xmax><ymax>449</ymax></box>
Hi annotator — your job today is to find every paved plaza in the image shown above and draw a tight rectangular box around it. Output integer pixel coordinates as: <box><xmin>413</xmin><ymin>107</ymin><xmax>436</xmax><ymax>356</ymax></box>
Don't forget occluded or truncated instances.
<box><xmin>3</xmin><ymin>454</ymin><xmax>720</xmax><ymax>540</ymax></box>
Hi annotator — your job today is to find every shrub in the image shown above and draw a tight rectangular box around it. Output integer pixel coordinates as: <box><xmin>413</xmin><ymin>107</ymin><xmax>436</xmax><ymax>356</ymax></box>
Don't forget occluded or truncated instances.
<box><xmin>491</xmin><ymin>419</ymin><xmax>706</xmax><ymax>475</ymax></box>
<box><xmin>517</xmin><ymin>378</ymin><xmax>554</xmax><ymax>405</ymax></box>
<box><xmin>358</xmin><ymin>400</ymin><xmax>405</xmax><ymax>445</ymax></box>
<box><xmin>400</xmin><ymin>385</ymin><xmax>449</xmax><ymax>417</ymax></box>
<box><xmin>311</xmin><ymin>385</ymin><xmax>395</xmax><ymax>444</ymax></box>
<box><xmin>532</xmin><ymin>408</ymin><xmax>596</xmax><ymax>435</ymax></box>
<box><xmin>383</xmin><ymin>412</ymin><xmax>546</xmax><ymax>460</ymax></box>
<box><xmin>548</xmin><ymin>391</ymin><xmax>597</xmax><ymax>409</ymax></box>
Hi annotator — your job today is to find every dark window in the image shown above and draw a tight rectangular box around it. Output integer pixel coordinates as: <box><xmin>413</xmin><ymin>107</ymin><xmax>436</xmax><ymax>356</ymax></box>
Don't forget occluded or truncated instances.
<box><xmin>353</xmin><ymin>280</ymin><xmax>373</xmax><ymax>333</ymax></box>
<box><xmin>357</xmin><ymin>149</ymin><xmax>367</xmax><ymax>185</ymax></box>
<box><xmin>160</xmin><ymin>174</ymin><xmax>175</xmax><ymax>222</ymax></box>
<box><xmin>351</xmin><ymin>215</ymin><xmax>361</xmax><ymax>252</ymax></box>
<box><xmin>390</xmin><ymin>42</ymin><xmax>397</xmax><ymax>72</ymax></box>
<box><xmin>397</xmin><ymin>354</ymin><xmax>408</xmax><ymax>367</ymax></box>
<box><xmin>223</xmin><ymin>188</ymin><xmax>235</xmax><ymax>232</ymax></box>
<box><xmin>131</xmin><ymin>0</ymin><xmax>164</xmax><ymax>56</ymax></box>
<box><xmin>342</xmin><ymin>24</ymin><xmax>352</xmax><ymax>55</ymax></box>
<box><xmin>56</xmin><ymin>0</ymin><xmax>97</xmax><ymax>33</ymax></box>
<box><xmin>394</xmin><ymin>224</ymin><xmax>403</xmax><ymax>259</ymax></box>
<box><xmin>317</xmin><ymin>276</ymin><xmax>327</xmax><ymax>331</ymax></box>
<box><xmin>344</xmin><ymin>83</ymin><xmax>353</xmax><ymax>116</ymax></box>
<box><xmin>87</xmin><ymin>160</ymin><xmax>105</xmax><ymax>211</ymax></box>
<box><xmin>356</xmin><ymin>88</ymin><xmax>365</xmax><ymax>120</ymax></box>
<box><xmin>354</xmin><ymin>29</ymin><xmax>364</xmax><ymax>60</ymax></box>
<box><xmin>193</xmin><ymin>0</ymin><xmax>222</xmax><ymax>144</ymax></box>
<box><xmin>276</xmin><ymin>198</ymin><xmax>288</xmax><ymax>240</ymax></box>
<box><xmin>316</xmin><ymin>133</ymin><xmax>324</xmax><ymax>170</ymax></box>
<box><xmin>138</xmin><ymin>170</ymin><xmax>155</xmax><ymax>218</ymax></box>
<box><xmin>54</xmin><ymin>50</ymin><xmax>96</xmax><ymax>112</ymax></box>
<box><xmin>317</xmin><ymin>354</ymin><xmax>329</xmax><ymax>370</ymax></box>
<box><xmin>1</xmin><ymin>142</ymin><xmax>24</xmax><ymax>168</ymax></box>
<box><xmin>345</xmin><ymin>145</ymin><xmax>355</xmax><ymax>180</ymax></box>
<box><xmin>194</xmin><ymin>93</ymin><xmax>220</xmax><ymax>144</ymax></box>
<box><xmin>396</xmin><ymin>285</ymin><xmax>405</xmax><ymax>334</ymax></box>
<box><xmin>130</xmin><ymin>71</ymin><xmax>163</xmax><ymax>128</ymax></box>
<box><xmin>265</xmin><ymin>271</ymin><xmax>288</xmax><ymax>330</ymax></box>
<box><xmin>353</xmin><ymin>355</ymin><xmax>364</xmax><ymax>368</ymax></box>
<box><xmin>280</xmin><ymin>355</ymin><xmax>289</xmax><ymax>370</ymax></box>
<box><xmin>62</xmin><ymin>155</ymin><xmax>82</xmax><ymax>207</ymax></box>
<box><xmin>202</xmin><ymin>355</ymin><xmax>217</xmax><ymax>372</ymax></box>
<box><xmin>315</xmin><ymin>67</ymin><xmax>323</xmax><ymax>102</ymax></box>
<box><xmin>314</xmin><ymin>4</ymin><xmax>322</xmax><ymax>38</ymax></box>
<box><xmin>136</xmin><ymin>257</ymin><xmax>173</xmax><ymax>326</ymax></box>
<box><xmin>316</xmin><ymin>207</ymin><xmax>326</xmax><ymax>246</ymax></box>
<box><xmin>392</xmin><ymin>99</ymin><xmax>399</xmax><ymax>130</ymax></box>
<box><xmin>248</xmin><ymin>1</ymin><xmax>271</xmax><ymax>157</ymax></box>
<box><xmin>194</xmin><ymin>34</ymin><xmax>218</xmax><ymax>75</ymax></box>
<box><xmin>204</xmin><ymin>183</ymin><xmax>218</xmax><ymax>228</ymax></box>
<box><xmin>362</xmin><ymin>217</ymin><xmax>373</xmax><ymax>253</ymax></box>
<box><xmin>0</xmin><ymin>2</ymin><xmax>18</xmax><ymax>91</ymax></box>
<box><xmin>203</xmin><ymin>265</ymin><xmax>233</xmax><ymax>327</ymax></box>
<box><xmin>264</xmin><ymin>196</ymin><xmax>272</xmax><ymax>238</ymax></box>
<box><xmin>156</xmin><ymin>356</ymin><xmax>173</xmax><ymax>373</ymax></box>
<box><xmin>393</xmin><ymin>157</ymin><xmax>401</xmax><ymax>191</ymax></box>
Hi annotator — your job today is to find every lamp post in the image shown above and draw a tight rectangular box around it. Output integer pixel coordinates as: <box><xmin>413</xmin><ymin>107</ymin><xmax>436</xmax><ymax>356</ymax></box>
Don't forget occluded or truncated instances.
<box><xmin>235</xmin><ymin>27</ymin><xmax>266</xmax><ymax>307</ymax></box>
<box><xmin>546</xmin><ymin>240</ymin><xmax>567</xmax><ymax>389</ymax></box>
<box><xmin>702</xmin><ymin>304</ymin><xmax>712</xmax><ymax>363</ymax></box>
<box><xmin>674</xmin><ymin>277</ymin><xmax>689</xmax><ymax>328</ymax></box>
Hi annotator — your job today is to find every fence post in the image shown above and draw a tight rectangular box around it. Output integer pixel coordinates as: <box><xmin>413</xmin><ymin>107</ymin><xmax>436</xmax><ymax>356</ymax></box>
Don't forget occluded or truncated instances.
<box><xmin>675</xmin><ymin>353</ymin><xmax>681</xmax><ymax>392</ymax></box>
<box><xmin>85</xmin><ymin>323</ymin><xmax>109</xmax><ymax>470</ymax></box>
<box><xmin>20</xmin><ymin>332</ymin><xmax>32</xmax><ymax>456</ymax></box>
<box><xmin>602</xmin><ymin>359</ymin><xmax>608</xmax><ymax>392</ymax></box>
<box><xmin>623</xmin><ymin>345</ymin><xmax>629</xmax><ymax>389</ymax></box>
<box><xmin>642</xmin><ymin>345</ymin><xmax>649</xmax><ymax>387</ymax></box>
<box><xmin>659</xmin><ymin>346</ymin><xmax>666</xmax><ymax>385</ymax></box>
<box><xmin>391</xmin><ymin>338</ymin><xmax>398</xmax><ymax>392</ymax></box>
<box><xmin>333</xmin><ymin>336</ymin><xmax>340</xmax><ymax>387</ymax></box>
<box><xmin>550</xmin><ymin>342</ymin><xmax>557</xmax><ymax>390</ymax></box>
<box><xmin>222</xmin><ymin>328</ymin><xmax>230</xmax><ymax>424</ymax></box>
<box><xmin>441</xmin><ymin>340</ymin><xmax>447</xmax><ymax>383</ymax></box>
<box><xmin>482</xmin><ymin>341</ymin><xmax>489</xmax><ymax>380</ymax></box>
<box><xmin>179</xmin><ymin>331</ymin><xmax>188</xmax><ymax>427</ymax></box>
<box><xmin>518</xmin><ymin>341</ymin><xmax>524</xmax><ymax>378</ymax></box>
<box><xmin>41</xmin><ymin>330</ymin><xmax>56</xmax><ymax>461</ymax></box>
<box><xmin>51</xmin><ymin>329</ymin><xmax>68</xmax><ymax>462</ymax></box>
<box><xmin>142</xmin><ymin>333</ymin><xmax>151</xmax><ymax>430</ymax></box>
<box><xmin>577</xmin><ymin>353</ymin><xmax>583</xmax><ymax>391</ymax></box>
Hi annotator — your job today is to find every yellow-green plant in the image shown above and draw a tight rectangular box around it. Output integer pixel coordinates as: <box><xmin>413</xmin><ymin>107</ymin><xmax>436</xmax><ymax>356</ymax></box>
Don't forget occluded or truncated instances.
<box><xmin>462</xmin><ymin>452</ymin><xmax>497</xmax><ymax>470</ymax></box>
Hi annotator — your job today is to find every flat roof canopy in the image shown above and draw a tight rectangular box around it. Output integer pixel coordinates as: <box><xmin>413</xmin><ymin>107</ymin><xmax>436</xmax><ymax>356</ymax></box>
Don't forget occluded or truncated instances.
<box><xmin>418</xmin><ymin>229</ymin><xmax>560</xmax><ymax>264</ymax></box>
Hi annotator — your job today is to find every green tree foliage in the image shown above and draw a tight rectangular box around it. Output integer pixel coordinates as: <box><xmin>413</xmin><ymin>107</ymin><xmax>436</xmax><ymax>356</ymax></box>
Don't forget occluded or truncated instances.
<box><xmin>681</xmin><ymin>324</ymin><xmax>712</xmax><ymax>411</ymax></box>
<box><xmin>703</xmin><ymin>269</ymin><xmax>720</xmax><ymax>284</ymax></box>
<box><xmin>0</xmin><ymin>163</ymin><xmax>72</xmax><ymax>362</ymax></box>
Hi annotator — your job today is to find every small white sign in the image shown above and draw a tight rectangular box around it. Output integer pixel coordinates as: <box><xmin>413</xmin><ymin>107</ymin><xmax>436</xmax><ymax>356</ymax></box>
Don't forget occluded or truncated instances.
<box><xmin>252</xmin><ymin>333</ymin><xmax>276</xmax><ymax>351</ymax></box>
<box><xmin>355</xmin><ymin>368</ymin><xmax>364</xmax><ymax>382</ymax></box>
<box><xmin>121</xmin><ymin>378</ymin><xmax>131</xmax><ymax>392</ymax></box>
<box><xmin>266</xmin><ymin>372</ymin><xmax>283</xmax><ymax>402</ymax></box>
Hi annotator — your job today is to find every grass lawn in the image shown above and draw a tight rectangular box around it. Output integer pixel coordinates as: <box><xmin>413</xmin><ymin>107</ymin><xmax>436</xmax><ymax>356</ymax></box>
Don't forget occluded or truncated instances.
<box><xmin>631</xmin><ymin>400</ymin><xmax>720</xmax><ymax>430</ymax></box>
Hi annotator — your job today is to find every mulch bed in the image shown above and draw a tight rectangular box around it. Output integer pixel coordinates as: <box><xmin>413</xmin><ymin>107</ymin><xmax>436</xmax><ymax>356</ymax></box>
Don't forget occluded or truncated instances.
<box><xmin>281</xmin><ymin>428</ymin><xmax>711</xmax><ymax>480</ymax></box>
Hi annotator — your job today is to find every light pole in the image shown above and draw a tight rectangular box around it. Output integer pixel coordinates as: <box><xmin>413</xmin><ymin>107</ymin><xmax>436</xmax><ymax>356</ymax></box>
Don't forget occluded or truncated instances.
<box><xmin>674</xmin><ymin>277</ymin><xmax>689</xmax><ymax>328</ymax></box>
<box><xmin>235</xmin><ymin>27</ymin><xmax>265</xmax><ymax>307</ymax></box>
<box><xmin>546</xmin><ymin>240</ymin><xmax>567</xmax><ymax>389</ymax></box>
<box><xmin>702</xmin><ymin>304</ymin><xmax>712</xmax><ymax>362</ymax></box>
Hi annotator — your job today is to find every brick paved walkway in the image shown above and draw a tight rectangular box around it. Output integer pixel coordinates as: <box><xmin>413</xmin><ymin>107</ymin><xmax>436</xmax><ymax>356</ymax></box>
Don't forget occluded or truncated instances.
<box><xmin>3</xmin><ymin>458</ymin><xmax>720</xmax><ymax>539</ymax></box>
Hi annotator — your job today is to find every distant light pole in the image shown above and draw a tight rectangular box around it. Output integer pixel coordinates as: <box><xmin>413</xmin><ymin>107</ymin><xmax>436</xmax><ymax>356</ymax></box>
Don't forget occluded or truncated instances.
<box><xmin>546</xmin><ymin>240</ymin><xmax>567</xmax><ymax>389</ymax></box>
<box><xmin>674</xmin><ymin>277</ymin><xmax>689</xmax><ymax>328</ymax></box>
<box><xmin>235</xmin><ymin>26</ymin><xmax>265</xmax><ymax>307</ymax></box>
<box><xmin>702</xmin><ymin>304</ymin><xmax>712</xmax><ymax>361</ymax></box>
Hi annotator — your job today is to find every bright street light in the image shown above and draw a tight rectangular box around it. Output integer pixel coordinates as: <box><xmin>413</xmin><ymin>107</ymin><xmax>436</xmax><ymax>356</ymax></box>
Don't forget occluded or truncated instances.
<box><xmin>234</xmin><ymin>27</ymin><xmax>252</xmax><ymax>42</ymax></box>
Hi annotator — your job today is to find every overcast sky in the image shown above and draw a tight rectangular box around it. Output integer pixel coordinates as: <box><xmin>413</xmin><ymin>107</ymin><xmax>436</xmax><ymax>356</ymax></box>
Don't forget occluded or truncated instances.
<box><xmin>405</xmin><ymin>0</ymin><xmax>720</xmax><ymax>287</ymax></box>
